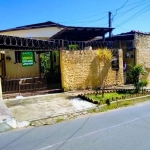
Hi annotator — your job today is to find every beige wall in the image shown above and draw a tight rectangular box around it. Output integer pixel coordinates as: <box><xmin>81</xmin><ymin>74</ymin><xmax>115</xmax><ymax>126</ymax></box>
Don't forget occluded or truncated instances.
<box><xmin>0</xmin><ymin>27</ymin><xmax>64</xmax><ymax>38</ymax></box>
<box><xmin>135</xmin><ymin>34</ymin><xmax>150</xmax><ymax>83</ymax></box>
<box><xmin>4</xmin><ymin>51</ymin><xmax>39</xmax><ymax>79</ymax></box>
<box><xmin>60</xmin><ymin>49</ymin><xmax>123</xmax><ymax>91</ymax></box>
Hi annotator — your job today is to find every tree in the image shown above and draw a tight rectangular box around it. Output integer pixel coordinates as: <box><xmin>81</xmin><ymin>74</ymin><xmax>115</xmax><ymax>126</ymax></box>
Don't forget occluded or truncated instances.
<box><xmin>40</xmin><ymin>52</ymin><xmax>50</xmax><ymax>74</ymax></box>
<box><xmin>97</xmin><ymin>48</ymin><xmax>112</xmax><ymax>98</ymax></box>
<box><xmin>127</xmin><ymin>64</ymin><xmax>148</xmax><ymax>93</ymax></box>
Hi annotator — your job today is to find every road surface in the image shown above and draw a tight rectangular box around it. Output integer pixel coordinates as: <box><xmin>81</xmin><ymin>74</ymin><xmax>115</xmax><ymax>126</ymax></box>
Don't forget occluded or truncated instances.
<box><xmin>1</xmin><ymin>101</ymin><xmax>150</xmax><ymax>150</ymax></box>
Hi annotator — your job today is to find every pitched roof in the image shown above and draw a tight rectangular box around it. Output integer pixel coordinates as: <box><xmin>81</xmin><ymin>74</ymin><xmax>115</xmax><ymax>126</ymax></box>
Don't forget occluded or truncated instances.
<box><xmin>118</xmin><ymin>30</ymin><xmax>150</xmax><ymax>36</ymax></box>
<box><xmin>50</xmin><ymin>26</ymin><xmax>113</xmax><ymax>41</ymax></box>
<box><xmin>98</xmin><ymin>30</ymin><xmax>150</xmax><ymax>41</ymax></box>
<box><xmin>0</xmin><ymin>21</ymin><xmax>114</xmax><ymax>41</ymax></box>
<box><xmin>0</xmin><ymin>21</ymin><xmax>65</xmax><ymax>32</ymax></box>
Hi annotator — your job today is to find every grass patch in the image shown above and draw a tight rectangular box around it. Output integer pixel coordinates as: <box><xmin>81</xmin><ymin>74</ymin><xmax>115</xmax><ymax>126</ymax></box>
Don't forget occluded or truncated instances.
<box><xmin>86</xmin><ymin>93</ymin><xmax>150</xmax><ymax>114</ymax></box>
<box><xmin>56</xmin><ymin>118</ymin><xmax>65</xmax><ymax>123</ymax></box>
<box><xmin>87</xmin><ymin>109</ymin><xmax>96</xmax><ymax>113</ymax></box>
<box><xmin>85</xmin><ymin>91</ymin><xmax>131</xmax><ymax>103</ymax></box>
<box><xmin>118</xmin><ymin>100</ymin><xmax>133</xmax><ymax>107</ymax></box>
<box><xmin>89</xmin><ymin>100</ymin><xmax>134</xmax><ymax>113</ymax></box>
<box><xmin>100</xmin><ymin>103</ymin><xmax>117</xmax><ymax>112</ymax></box>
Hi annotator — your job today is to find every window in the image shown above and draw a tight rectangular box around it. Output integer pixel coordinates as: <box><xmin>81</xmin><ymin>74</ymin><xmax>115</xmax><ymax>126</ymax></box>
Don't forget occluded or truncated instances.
<box><xmin>15</xmin><ymin>51</ymin><xmax>21</xmax><ymax>63</ymax></box>
<box><xmin>15</xmin><ymin>51</ymin><xmax>35</xmax><ymax>63</ymax></box>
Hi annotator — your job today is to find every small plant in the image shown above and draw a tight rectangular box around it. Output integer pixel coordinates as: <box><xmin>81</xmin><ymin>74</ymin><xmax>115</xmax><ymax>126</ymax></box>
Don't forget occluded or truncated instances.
<box><xmin>69</xmin><ymin>44</ymin><xmax>78</xmax><ymax>50</ymax></box>
<box><xmin>127</xmin><ymin>64</ymin><xmax>147</xmax><ymax>93</ymax></box>
<box><xmin>22</xmin><ymin>100</ymin><xmax>27</xmax><ymax>105</ymax></box>
<box><xmin>29</xmin><ymin>122</ymin><xmax>34</xmax><ymax>126</ymax></box>
<box><xmin>56</xmin><ymin>118</ymin><xmax>65</xmax><ymax>123</ymax></box>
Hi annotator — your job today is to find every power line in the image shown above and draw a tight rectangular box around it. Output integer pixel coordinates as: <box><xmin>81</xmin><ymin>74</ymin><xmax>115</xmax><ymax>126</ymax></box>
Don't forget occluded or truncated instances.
<box><xmin>115</xmin><ymin>3</ymin><xmax>150</xmax><ymax>28</ymax></box>
<box><xmin>77</xmin><ymin>15</ymin><xmax>108</xmax><ymax>26</ymax></box>
<box><xmin>58</xmin><ymin>0</ymin><xmax>149</xmax><ymax>29</ymax></box>
<box><xmin>66</xmin><ymin>15</ymin><xmax>107</xmax><ymax>25</ymax></box>
<box><xmin>112</xmin><ymin>0</ymin><xmax>129</xmax><ymax>20</ymax></box>
<box><xmin>59</xmin><ymin>0</ymin><xmax>144</xmax><ymax>24</ymax></box>
<box><xmin>60</xmin><ymin>13</ymin><xmax>107</xmax><ymax>24</ymax></box>
<box><xmin>86</xmin><ymin>1</ymin><xmax>149</xmax><ymax>26</ymax></box>
<box><xmin>113</xmin><ymin>23</ymin><xmax>129</xmax><ymax>31</ymax></box>
<box><xmin>67</xmin><ymin>0</ymin><xmax>146</xmax><ymax>26</ymax></box>
<box><xmin>114</xmin><ymin>0</ymin><xmax>150</xmax><ymax>20</ymax></box>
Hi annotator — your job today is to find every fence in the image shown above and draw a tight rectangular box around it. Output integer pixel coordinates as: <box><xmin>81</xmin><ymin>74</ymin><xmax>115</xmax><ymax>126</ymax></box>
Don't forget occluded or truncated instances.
<box><xmin>0</xmin><ymin>35</ymin><xmax>134</xmax><ymax>51</ymax></box>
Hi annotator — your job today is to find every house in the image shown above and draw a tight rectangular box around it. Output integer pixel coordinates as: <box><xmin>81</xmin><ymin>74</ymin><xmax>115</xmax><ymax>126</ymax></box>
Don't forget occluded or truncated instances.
<box><xmin>108</xmin><ymin>30</ymin><xmax>150</xmax><ymax>84</ymax></box>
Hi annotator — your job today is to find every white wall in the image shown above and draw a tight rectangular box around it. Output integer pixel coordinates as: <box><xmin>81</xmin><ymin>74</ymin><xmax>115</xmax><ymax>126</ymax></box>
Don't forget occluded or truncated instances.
<box><xmin>0</xmin><ymin>27</ymin><xmax>64</xmax><ymax>38</ymax></box>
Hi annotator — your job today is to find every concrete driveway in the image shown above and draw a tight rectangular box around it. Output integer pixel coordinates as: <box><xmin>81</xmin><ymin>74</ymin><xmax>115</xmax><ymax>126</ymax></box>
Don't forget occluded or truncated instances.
<box><xmin>4</xmin><ymin>92</ymin><xmax>96</xmax><ymax>122</ymax></box>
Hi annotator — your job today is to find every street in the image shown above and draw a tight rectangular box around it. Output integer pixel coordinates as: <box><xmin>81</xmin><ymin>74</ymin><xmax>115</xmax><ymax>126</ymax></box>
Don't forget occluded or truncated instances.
<box><xmin>1</xmin><ymin>101</ymin><xmax>150</xmax><ymax>150</ymax></box>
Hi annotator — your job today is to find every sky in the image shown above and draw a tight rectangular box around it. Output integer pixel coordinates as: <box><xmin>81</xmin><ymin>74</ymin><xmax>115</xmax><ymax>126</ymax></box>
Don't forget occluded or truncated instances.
<box><xmin>0</xmin><ymin>0</ymin><xmax>150</xmax><ymax>35</ymax></box>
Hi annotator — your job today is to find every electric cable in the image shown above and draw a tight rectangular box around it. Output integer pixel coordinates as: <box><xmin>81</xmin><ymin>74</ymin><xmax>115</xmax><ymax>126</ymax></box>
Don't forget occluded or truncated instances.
<box><xmin>59</xmin><ymin>0</ymin><xmax>145</xmax><ymax>24</ymax></box>
<box><xmin>115</xmin><ymin>3</ymin><xmax>150</xmax><ymax>28</ymax></box>
<box><xmin>114</xmin><ymin>0</ymin><xmax>150</xmax><ymax>20</ymax></box>
<box><xmin>112</xmin><ymin>0</ymin><xmax>129</xmax><ymax>20</ymax></box>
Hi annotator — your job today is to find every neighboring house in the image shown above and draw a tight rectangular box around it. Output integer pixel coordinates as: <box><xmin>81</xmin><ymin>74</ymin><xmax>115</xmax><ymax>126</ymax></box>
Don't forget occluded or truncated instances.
<box><xmin>109</xmin><ymin>30</ymin><xmax>150</xmax><ymax>84</ymax></box>
<box><xmin>0</xmin><ymin>21</ymin><xmax>65</xmax><ymax>39</ymax></box>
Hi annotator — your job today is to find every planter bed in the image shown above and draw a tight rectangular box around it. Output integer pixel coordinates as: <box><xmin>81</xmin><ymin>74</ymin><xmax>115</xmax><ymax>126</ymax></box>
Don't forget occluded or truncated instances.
<box><xmin>78</xmin><ymin>89</ymin><xmax>150</xmax><ymax>105</ymax></box>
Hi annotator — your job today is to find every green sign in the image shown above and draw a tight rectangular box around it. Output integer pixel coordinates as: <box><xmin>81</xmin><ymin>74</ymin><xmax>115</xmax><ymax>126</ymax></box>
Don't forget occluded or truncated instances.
<box><xmin>21</xmin><ymin>51</ymin><xmax>34</xmax><ymax>67</ymax></box>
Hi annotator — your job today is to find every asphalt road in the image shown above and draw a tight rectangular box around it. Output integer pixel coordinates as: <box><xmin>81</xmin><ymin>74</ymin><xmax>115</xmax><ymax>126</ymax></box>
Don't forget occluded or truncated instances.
<box><xmin>1</xmin><ymin>101</ymin><xmax>150</xmax><ymax>150</ymax></box>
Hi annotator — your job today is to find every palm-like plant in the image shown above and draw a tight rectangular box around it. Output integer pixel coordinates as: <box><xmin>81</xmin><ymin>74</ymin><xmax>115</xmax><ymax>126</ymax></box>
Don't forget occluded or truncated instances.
<box><xmin>127</xmin><ymin>64</ymin><xmax>147</xmax><ymax>93</ymax></box>
<box><xmin>97</xmin><ymin>48</ymin><xmax>112</xmax><ymax>97</ymax></box>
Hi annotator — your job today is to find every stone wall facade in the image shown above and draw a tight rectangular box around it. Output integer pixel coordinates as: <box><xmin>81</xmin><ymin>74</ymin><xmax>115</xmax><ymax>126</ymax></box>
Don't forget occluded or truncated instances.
<box><xmin>60</xmin><ymin>49</ymin><xmax>123</xmax><ymax>91</ymax></box>
<box><xmin>135</xmin><ymin>34</ymin><xmax>150</xmax><ymax>83</ymax></box>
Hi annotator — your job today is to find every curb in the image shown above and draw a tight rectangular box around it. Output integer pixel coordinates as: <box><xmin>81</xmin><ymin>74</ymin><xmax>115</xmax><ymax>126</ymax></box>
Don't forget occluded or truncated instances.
<box><xmin>29</xmin><ymin>106</ymin><xmax>97</xmax><ymax>126</ymax></box>
<box><xmin>29</xmin><ymin>94</ymin><xmax>150</xmax><ymax>127</ymax></box>
<box><xmin>0</xmin><ymin>118</ymin><xmax>30</xmax><ymax>133</ymax></box>
<box><xmin>0</xmin><ymin>122</ymin><xmax>13</xmax><ymax>133</ymax></box>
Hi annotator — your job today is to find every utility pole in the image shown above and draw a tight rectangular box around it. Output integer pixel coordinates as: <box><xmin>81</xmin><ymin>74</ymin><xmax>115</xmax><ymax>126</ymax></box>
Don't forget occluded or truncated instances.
<box><xmin>109</xmin><ymin>11</ymin><xmax>112</xmax><ymax>39</ymax></box>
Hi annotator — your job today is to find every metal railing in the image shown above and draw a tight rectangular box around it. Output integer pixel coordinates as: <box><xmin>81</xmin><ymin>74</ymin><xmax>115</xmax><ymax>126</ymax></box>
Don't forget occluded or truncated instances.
<box><xmin>2</xmin><ymin>77</ymin><xmax>47</xmax><ymax>94</ymax></box>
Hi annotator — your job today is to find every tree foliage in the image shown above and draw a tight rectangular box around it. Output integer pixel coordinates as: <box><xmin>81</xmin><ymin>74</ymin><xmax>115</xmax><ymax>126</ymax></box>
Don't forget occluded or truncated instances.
<box><xmin>40</xmin><ymin>52</ymin><xmax>50</xmax><ymax>74</ymax></box>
